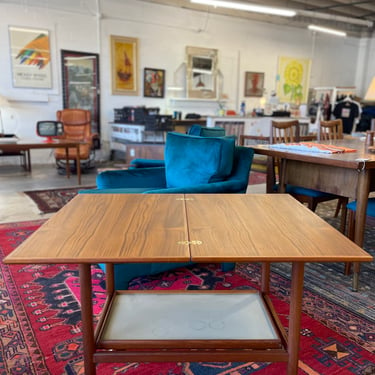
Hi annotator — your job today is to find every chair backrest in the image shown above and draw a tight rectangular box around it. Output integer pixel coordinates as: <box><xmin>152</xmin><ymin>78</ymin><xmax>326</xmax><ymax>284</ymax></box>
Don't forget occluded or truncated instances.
<box><xmin>188</xmin><ymin>125</ymin><xmax>226</xmax><ymax>137</ymax></box>
<box><xmin>320</xmin><ymin>119</ymin><xmax>343</xmax><ymax>141</ymax></box>
<box><xmin>271</xmin><ymin>120</ymin><xmax>300</xmax><ymax>144</ymax></box>
<box><xmin>55</xmin><ymin>109</ymin><xmax>93</xmax><ymax>160</ymax></box>
<box><xmin>56</xmin><ymin>109</ymin><xmax>92</xmax><ymax>142</ymax></box>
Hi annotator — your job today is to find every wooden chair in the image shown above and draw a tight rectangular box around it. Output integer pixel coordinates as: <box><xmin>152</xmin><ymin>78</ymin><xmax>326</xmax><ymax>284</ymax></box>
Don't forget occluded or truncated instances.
<box><xmin>271</xmin><ymin>120</ymin><xmax>348</xmax><ymax>219</ymax></box>
<box><xmin>320</xmin><ymin>119</ymin><xmax>343</xmax><ymax>141</ymax></box>
<box><xmin>344</xmin><ymin>198</ymin><xmax>375</xmax><ymax>275</ymax></box>
<box><xmin>271</xmin><ymin>120</ymin><xmax>300</xmax><ymax>143</ymax></box>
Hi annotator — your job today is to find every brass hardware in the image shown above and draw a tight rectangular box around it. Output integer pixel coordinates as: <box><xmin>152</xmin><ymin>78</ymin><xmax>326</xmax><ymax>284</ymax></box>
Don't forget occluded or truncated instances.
<box><xmin>177</xmin><ymin>240</ymin><xmax>202</xmax><ymax>245</ymax></box>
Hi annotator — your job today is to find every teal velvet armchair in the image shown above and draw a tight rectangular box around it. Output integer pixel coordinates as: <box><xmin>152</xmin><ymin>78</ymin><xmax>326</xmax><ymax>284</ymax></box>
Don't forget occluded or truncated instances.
<box><xmin>80</xmin><ymin>132</ymin><xmax>254</xmax><ymax>289</ymax></box>
<box><xmin>128</xmin><ymin>125</ymin><xmax>226</xmax><ymax>169</ymax></box>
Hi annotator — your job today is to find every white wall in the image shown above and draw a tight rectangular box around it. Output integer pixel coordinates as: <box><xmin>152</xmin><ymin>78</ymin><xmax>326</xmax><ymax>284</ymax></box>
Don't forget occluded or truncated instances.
<box><xmin>0</xmin><ymin>0</ymin><xmax>372</xmax><ymax>164</ymax></box>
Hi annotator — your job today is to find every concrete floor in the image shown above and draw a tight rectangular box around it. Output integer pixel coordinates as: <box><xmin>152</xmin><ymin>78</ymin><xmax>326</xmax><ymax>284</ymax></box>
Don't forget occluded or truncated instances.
<box><xmin>0</xmin><ymin>162</ymin><xmax>266</xmax><ymax>224</ymax></box>
<box><xmin>0</xmin><ymin>163</ymin><xmax>98</xmax><ymax>224</ymax></box>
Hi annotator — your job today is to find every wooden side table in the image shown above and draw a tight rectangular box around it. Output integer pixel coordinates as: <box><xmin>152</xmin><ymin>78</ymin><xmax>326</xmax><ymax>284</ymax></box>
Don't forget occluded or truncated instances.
<box><xmin>4</xmin><ymin>194</ymin><xmax>372</xmax><ymax>375</ymax></box>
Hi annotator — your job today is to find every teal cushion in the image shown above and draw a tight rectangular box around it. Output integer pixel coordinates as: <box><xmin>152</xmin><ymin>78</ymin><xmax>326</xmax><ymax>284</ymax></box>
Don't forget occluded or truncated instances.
<box><xmin>165</xmin><ymin>132</ymin><xmax>235</xmax><ymax>188</ymax></box>
<box><xmin>347</xmin><ymin>198</ymin><xmax>375</xmax><ymax>216</ymax></box>
<box><xmin>188</xmin><ymin>125</ymin><xmax>226</xmax><ymax>137</ymax></box>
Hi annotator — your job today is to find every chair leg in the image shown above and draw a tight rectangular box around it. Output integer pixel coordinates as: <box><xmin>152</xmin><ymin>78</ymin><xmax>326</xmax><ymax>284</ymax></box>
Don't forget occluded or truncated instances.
<box><xmin>310</xmin><ymin>199</ymin><xmax>318</xmax><ymax>212</ymax></box>
<box><xmin>339</xmin><ymin>197</ymin><xmax>348</xmax><ymax>234</ymax></box>
<box><xmin>334</xmin><ymin>199</ymin><xmax>341</xmax><ymax>217</ymax></box>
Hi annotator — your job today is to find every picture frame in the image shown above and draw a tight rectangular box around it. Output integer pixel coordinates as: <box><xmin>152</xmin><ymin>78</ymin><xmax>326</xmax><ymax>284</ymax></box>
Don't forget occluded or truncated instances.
<box><xmin>276</xmin><ymin>56</ymin><xmax>311</xmax><ymax>105</ymax></box>
<box><xmin>61</xmin><ymin>50</ymin><xmax>101</xmax><ymax>141</ymax></box>
<box><xmin>110</xmin><ymin>35</ymin><xmax>139</xmax><ymax>96</ymax></box>
<box><xmin>143</xmin><ymin>68</ymin><xmax>165</xmax><ymax>98</ymax></box>
<box><xmin>9</xmin><ymin>26</ymin><xmax>52</xmax><ymax>89</ymax></box>
<box><xmin>186</xmin><ymin>46</ymin><xmax>218</xmax><ymax>99</ymax></box>
<box><xmin>244</xmin><ymin>72</ymin><xmax>264</xmax><ymax>97</ymax></box>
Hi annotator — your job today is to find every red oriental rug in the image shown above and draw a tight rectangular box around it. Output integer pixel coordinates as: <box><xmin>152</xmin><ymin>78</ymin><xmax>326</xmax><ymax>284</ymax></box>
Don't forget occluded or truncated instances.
<box><xmin>0</xmin><ymin>220</ymin><xmax>374</xmax><ymax>374</ymax></box>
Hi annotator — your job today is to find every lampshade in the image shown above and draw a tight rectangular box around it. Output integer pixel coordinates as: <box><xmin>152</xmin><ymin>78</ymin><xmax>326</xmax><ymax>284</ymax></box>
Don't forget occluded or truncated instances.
<box><xmin>0</xmin><ymin>95</ymin><xmax>9</xmax><ymax>107</ymax></box>
<box><xmin>364</xmin><ymin>77</ymin><xmax>375</xmax><ymax>101</ymax></box>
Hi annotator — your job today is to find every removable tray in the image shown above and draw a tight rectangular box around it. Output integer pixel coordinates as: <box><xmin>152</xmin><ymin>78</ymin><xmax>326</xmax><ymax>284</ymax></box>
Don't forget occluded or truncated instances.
<box><xmin>98</xmin><ymin>291</ymin><xmax>282</xmax><ymax>349</ymax></box>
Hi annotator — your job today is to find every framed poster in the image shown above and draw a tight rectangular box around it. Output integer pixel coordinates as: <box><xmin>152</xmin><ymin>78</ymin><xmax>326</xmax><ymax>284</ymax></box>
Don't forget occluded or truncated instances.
<box><xmin>110</xmin><ymin>35</ymin><xmax>139</xmax><ymax>95</ymax></box>
<box><xmin>143</xmin><ymin>68</ymin><xmax>165</xmax><ymax>98</ymax></box>
<box><xmin>9</xmin><ymin>26</ymin><xmax>52</xmax><ymax>89</ymax></box>
<box><xmin>186</xmin><ymin>46</ymin><xmax>218</xmax><ymax>99</ymax></box>
<box><xmin>244</xmin><ymin>72</ymin><xmax>264</xmax><ymax>97</ymax></box>
<box><xmin>276</xmin><ymin>56</ymin><xmax>311</xmax><ymax>105</ymax></box>
<box><xmin>61</xmin><ymin>50</ymin><xmax>101</xmax><ymax>141</ymax></box>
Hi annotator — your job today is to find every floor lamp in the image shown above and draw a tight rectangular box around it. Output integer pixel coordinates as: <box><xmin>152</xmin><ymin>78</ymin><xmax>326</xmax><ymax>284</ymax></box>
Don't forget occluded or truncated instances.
<box><xmin>0</xmin><ymin>95</ymin><xmax>10</xmax><ymax>135</ymax></box>
<box><xmin>364</xmin><ymin>77</ymin><xmax>375</xmax><ymax>131</ymax></box>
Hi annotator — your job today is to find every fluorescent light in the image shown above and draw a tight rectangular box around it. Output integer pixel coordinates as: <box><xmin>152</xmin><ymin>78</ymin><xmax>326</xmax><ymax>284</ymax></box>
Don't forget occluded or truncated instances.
<box><xmin>308</xmin><ymin>25</ymin><xmax>347</xmax><ymax>37</ymax></box>
<box><xmin>191</xmin><ymin>0</ymin><xmax>296</xmax><ymax>17</ymax></box>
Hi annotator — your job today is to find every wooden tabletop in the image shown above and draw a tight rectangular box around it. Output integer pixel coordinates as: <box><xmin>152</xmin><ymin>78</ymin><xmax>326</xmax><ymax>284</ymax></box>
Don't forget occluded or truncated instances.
<box><xmin>3</xmin><ymin>194</ymin><xmax>372</xmax><ymax>264</ymax></box>
<box><xmin>250</xmin><ymin>138</ymin><xmax>375</xmax><ymax>169</ymax></box>
<box><xmin>0</xmin><ymin>139</ymin><xmax>85</xmax><ymax>150</ymax></box>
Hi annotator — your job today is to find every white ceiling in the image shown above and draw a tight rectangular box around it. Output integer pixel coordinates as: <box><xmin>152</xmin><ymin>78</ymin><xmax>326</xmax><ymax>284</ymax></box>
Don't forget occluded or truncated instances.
<box><xmin>1</xmin><ymin>0</ymin><xmax>374</xmax><ymax>38</ymax></box>
<box><xmin>139</xmin><ymin>0</ymin><xmax>375</xmax><ymax>38</ymax></box>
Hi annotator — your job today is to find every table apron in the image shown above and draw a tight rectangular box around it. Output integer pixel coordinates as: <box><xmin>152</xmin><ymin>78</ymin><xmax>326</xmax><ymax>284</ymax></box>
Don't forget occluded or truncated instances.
<box><xmin>282</xmin><ymin>159</ymin><xmax>364</xmax><ymax>198</ymax></box>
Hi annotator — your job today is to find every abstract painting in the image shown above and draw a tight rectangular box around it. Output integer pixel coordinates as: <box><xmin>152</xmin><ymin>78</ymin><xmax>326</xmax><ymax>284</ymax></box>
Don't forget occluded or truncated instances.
<box><xmin>9</xmin><ymin>26</ymin><xmax>52</xmax><ymax>88</ymax></box>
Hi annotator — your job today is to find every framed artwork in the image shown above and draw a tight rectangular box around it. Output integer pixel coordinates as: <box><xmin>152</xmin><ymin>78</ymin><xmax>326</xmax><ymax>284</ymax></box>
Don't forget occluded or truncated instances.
<box><xmin>276</xmin><ymin>56</ymin><xmax>311</xmax><ymax>105</ymax></box>
<box><xmin>61</xmin><ymin>50</ymin><xmax>101</xmax><ymax>141</ymax></box>
<box><xmin>9</xmin><ymin>26</ymin><xmax>52</xmax><ymax>88</ymax></box>
<box><xmin>244</xmin><ymin>72</ymin><xmax>264</xmax><ymax>97</ymax></box>
<box><xmin>110</xmin><ymin>35</ymin><xmax>139</xmax><ymax>95</ymax></box>
<box><xmin>143</xmin><ymin>68</ymin><xmax>165</xmax><ymax>98</ymax></box>
<box><xmin>186</xmin><ymin>46</ymin><xmax>218</xmax><ymax>99</ymax></box>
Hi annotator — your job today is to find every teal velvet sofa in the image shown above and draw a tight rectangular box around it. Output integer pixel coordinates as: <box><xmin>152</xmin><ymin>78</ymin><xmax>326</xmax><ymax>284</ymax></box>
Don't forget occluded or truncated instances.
<box><xmin>80</xmin><ymin>132</ymin><xmax>254</xmax><ymax>289</ymax></box>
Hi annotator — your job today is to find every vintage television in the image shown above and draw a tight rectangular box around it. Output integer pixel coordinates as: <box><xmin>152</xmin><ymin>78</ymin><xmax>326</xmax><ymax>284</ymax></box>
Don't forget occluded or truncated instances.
<box><xmin>36</xmin><ymin>121</ymin><xmax>64</xmax><ymax>142</ymax></box>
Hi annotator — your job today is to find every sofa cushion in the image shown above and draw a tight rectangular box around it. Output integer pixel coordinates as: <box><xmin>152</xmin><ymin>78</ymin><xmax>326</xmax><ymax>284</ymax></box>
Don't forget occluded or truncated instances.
<box><xmin>165</xmin><ymin>132</ymin><xmax>235</xmax><ymax>188</ymax></box>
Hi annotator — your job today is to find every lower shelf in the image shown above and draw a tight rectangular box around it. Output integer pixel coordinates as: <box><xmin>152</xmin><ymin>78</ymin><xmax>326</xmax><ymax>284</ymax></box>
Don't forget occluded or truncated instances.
<box><xmin>96</xmin><ymin>290</ymin><xmax>284</xmax><ymax>351</ymax></box>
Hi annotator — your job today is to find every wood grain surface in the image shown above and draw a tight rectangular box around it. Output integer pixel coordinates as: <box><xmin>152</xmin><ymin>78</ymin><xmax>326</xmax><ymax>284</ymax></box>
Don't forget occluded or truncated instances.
<box><xmin>3</xmin><ymin>194</ymin><xmax>372</xmax><ymax>264</ymax></box>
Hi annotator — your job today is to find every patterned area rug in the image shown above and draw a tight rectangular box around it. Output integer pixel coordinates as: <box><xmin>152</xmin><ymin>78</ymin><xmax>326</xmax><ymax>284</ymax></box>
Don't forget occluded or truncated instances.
<box><xmin>24</xmin><ymin>186</ymin><xmax>95</xmax><ymax>213</ymax></box>
<box><xmin>0</xmin><ymin>220</ymin><xmax>374</xmax><ymax>374</ymax></box>
<box><xmin>248</xmin><ymin>171</ymin><xmax>266</xmax><ymax>185</ymax></box>
<box><xmin>24</xmin><ymin>174</ymin><xmax>266</xmax><ymax>214</ymax></box>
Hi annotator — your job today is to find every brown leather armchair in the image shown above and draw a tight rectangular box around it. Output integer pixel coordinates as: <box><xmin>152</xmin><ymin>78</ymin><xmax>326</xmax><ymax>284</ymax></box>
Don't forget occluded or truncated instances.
<box><xmin>54</xmin><ymin>109</ymin><xmax>99</xmax><ymax>172</ymax></box>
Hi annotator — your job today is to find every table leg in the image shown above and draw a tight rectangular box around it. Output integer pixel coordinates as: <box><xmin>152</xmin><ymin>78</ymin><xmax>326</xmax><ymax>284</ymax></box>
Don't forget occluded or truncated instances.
<box><xmin>278</xmin><ymin>158</ymin><xmax>287</xmax><ymax>193</ymax></box>
<box><xmin>79</xmin><ymin>264</ymin><xmax>96</xmax><ymax>375</ymax></box>
<box><xmin>261</xmin><ymin>262</ymin><xmax>270</xmax><ymax>294</ymax></box>
<box><xmin>76</xmin><ymin>144</ymin><xmax>81</xmax><ymax>185</ymax></box>
<box><xmin>26</xmin><ymin>149</ymin><xmax>31</xmax><ymax>172</ymax></box>
<box><xmin>288</xmin><ymin>262</ymin><xmax>305</xmax><ymax>375</ymax></box>
<box><xmin>65</xmin><ymin>147</ymin><xmax>71</xmax><ymax>179</ymax></box>
<box><xmin>266</xmin><ymin>157</ymin><xmax>275</xmax><ymax>194</ymax></box>
<box><xmin>352</xmin><ymin>169</ymin><xmax>370</xmax><ymax>291</ymax></box>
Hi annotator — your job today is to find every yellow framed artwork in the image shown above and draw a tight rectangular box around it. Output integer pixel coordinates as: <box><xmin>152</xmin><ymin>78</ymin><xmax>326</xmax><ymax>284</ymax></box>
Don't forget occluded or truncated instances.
<box><xmin>276</xmin><ymin>56</ymin><xmax>311</xmax><ymax>105</ymax></box>
<box><xmin>110</xmin><ymin>35</ymin><xmax>139</xmax><ymax>96</ymax></box>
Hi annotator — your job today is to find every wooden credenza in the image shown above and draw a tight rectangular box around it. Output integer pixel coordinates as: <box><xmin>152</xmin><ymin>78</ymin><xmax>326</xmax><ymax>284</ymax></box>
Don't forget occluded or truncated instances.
<box><xmin>110</xmin><ymin>119</ymin><xmax>207</xmax><ymax>162</ymax></box>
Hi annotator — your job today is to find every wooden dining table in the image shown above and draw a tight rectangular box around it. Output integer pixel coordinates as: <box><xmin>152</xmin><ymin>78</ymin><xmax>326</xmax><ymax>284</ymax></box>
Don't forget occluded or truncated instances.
<box><xmin>250</xmin><ymin>137</ymin><xmax>375</xmax><ymax>290</ymax></box>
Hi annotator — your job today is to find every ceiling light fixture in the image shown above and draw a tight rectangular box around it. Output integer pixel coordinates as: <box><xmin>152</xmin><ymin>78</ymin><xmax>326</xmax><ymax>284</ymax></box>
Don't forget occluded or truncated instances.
<box><xmin>190</xmin><ymin>0</ymin><xmax>296</xmax><ymax>17</ymax></box>
<box><xmin>308</xmin><ymin>25</ymin><xmax>347</xmax><ymax>37</ymax></box>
